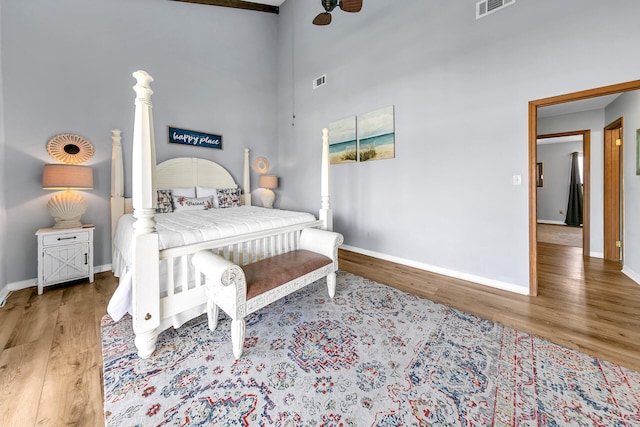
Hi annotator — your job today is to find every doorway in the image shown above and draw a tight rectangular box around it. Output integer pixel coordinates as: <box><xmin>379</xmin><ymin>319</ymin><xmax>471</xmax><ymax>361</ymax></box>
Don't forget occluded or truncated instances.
<box><xmin>528</xmin><ymin>79</ymin><xmax>640</xmax><ymax>296</ymax></box>
<box><xmin>536</xmin><ymin>130</ymin><xmax>590</xmax><ymax>256</ymax></box>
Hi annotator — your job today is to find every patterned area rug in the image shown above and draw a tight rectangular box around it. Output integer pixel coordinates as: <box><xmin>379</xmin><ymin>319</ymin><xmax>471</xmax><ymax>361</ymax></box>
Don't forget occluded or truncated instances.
<box><xmin>102</xmin><ymin>271</ymin><xmax>640</xmax><ymax>426</ymax></box>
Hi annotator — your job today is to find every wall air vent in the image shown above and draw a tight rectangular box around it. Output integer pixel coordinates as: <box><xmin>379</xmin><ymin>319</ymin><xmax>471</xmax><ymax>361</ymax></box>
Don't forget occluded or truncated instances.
<box><xmin>476</xmin><ymin>0</ymin><xmax>515</xmax><ymax>19</ymax></box>
<box><xmin>313</xmin><ymin>74</ymin><xmax>326</xmax><ymax>90</ymax></box>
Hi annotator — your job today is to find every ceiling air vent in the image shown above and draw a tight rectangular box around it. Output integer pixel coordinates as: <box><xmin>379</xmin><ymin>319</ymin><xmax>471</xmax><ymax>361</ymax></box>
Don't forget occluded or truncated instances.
<box><xmin>313</xmin><ymin>74</ymin><xmax>326</xmax><ymax>90</ymax></box>
<box><xmin>476</xmin><ymin>0</ymin><xmax>515</xmax><ymax>19</ymax></box>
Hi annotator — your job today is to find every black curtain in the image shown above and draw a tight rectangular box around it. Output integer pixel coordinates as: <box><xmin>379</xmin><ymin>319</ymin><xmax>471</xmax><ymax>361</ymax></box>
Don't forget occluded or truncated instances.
<box><xmin>565</xmin><ymin>152</ymin><xmax>583</xmax><ymax>226</ymax></box>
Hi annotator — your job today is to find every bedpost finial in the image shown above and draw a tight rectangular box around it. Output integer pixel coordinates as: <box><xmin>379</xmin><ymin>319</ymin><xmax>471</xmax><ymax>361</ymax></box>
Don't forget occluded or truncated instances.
<box><xmin>132</xmin><ymin>70</ymin><xmax>154</xmax><ymax>100</ymax></box>
<box><xmin>112</xmin><ymin>129</ymin><xmax>122</xmax><ymax>144</ymax></box>
<box><xmin>132</xmin><ymin>70</ymin><xmax>154</xmax><ymax>86</ymax></box>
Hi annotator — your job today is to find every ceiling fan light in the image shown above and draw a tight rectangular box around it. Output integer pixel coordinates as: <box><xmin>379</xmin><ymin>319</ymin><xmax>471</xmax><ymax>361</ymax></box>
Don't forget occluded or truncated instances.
<box><xmin>321</xmin><ymin>0</ymin><xmax>338</xmax><ymax>12</ymax></box>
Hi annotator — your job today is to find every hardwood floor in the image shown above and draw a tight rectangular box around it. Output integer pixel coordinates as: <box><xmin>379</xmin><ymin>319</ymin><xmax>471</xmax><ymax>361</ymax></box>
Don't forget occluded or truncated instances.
<box><xmin>1</xmin><ymin>243</ymin><xmax>639</xmax><ymax>425</ymax></box>
<box><xmin>0</xmin><ymin>273</ymin><xmax>117</xmax><ymax>427</ymax></box>
<box><xmin>340</xmin><ymin>243</ymin><xmax>640</xmax><ymax>372</ymax></box>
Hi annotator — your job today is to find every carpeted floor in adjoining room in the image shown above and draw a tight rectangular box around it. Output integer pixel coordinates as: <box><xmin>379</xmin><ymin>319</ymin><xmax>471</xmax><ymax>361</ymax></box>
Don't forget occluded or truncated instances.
<box><xmin>101</xmin><ymin>271</ymin><xmax>640</xmax><ymax>426</ymax></box>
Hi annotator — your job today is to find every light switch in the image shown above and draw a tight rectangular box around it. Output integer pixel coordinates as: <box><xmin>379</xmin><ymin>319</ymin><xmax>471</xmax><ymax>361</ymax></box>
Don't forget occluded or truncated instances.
<box><xmin>512</xmin><ymin>175</ymin><xmax>522</xmax><ymax>185</ymax></box>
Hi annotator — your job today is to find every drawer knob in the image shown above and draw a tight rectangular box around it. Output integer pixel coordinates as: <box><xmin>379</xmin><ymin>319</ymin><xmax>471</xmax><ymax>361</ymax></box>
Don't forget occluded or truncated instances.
<box><xmin>145</xmin><ymin>313</ymin><xmax>152</xmax><ymax>320</ymax></box>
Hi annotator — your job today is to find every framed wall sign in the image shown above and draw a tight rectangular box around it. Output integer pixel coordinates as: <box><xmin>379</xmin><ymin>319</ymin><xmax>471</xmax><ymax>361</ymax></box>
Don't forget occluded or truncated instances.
<box><xmin>168</xmin><ymin>126</ymin><xmax>222</xmax><ymax>150</ymax></box>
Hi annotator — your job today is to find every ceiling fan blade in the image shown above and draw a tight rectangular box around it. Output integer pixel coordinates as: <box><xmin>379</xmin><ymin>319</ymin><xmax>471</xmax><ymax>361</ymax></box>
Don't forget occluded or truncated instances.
<box><xmin>313</xmin><ymin>12</ymin><xmax>332</xmax><ymax>26</ymax></box>
<box><xmin>340</xmin><ymin>0</ymin><xmax>362</xmax><ymax>13</ymax></box>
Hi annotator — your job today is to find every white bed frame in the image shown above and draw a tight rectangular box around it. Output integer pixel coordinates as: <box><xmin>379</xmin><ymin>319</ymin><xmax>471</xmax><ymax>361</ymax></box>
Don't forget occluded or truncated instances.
<box><xmin>110</xmin><ymin>70</ymin><xmax>333</xmax><ymax>358</ymax></box>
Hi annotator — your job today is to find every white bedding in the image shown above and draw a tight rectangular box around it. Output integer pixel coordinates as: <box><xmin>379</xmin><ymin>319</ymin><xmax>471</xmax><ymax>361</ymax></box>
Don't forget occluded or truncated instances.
<box><xmin>112</xmin><ymin>206</ymin><xmax>317</xmax><ymax>277</ymax></box>
<box><xmin>108</xmin><ymin>206</ymin><xmax>317</xmax><ymax>327</ymax></box>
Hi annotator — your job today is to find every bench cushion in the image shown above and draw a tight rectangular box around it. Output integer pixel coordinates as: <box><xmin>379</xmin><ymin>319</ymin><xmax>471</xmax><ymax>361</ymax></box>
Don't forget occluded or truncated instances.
<box><xmin>243</xmin><ymin>249</ymin><xmax>332</xmax><ymax>300</ymax></box>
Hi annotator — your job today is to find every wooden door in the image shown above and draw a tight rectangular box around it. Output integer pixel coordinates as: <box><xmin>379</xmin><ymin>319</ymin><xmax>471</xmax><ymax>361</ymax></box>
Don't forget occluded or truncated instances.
<box><xmin>604</xmin><ymin>118</ymin><xmax>623</xmax><ymax>263</ymax></box>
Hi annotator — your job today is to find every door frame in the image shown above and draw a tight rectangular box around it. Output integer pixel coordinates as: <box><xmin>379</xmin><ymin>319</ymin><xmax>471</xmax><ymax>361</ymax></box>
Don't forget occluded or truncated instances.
<box><xmin>528</xmin><ymin>79</ymin><xmax>640</xmax><ymax>296</ymax></box>
<box><xmin>536</xmin><ymin>130</ymin><xmax>590</xmax><ymax>257</ymax></box>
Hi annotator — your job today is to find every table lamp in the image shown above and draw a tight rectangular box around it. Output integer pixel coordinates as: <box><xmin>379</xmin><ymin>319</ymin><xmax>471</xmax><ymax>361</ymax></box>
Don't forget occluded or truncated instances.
<box><xmin>259</xmin><ymin>175</ymin><xmax>278</xmax><ymax>208</ymax></box>
<box><xmin>42</xmin><ymin>164</ymin><xmax>93</xmax><ymax>229</ymax></box>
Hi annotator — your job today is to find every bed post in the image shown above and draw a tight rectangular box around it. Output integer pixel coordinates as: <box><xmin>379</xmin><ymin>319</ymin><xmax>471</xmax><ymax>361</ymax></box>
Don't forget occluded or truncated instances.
<box><xmin>319</xmin><ymin>128</ymin><xmax>333</xmax><ymax>231</ymax></box>
<box><xmin>131</xmin><ymin>70</ymin><xmax>160</xmax><ymax>359</ymax></box>
<box><xmin>110</xmin><ymin>129</ymin><xmax>124</xmax><ymax>250</ymax></box>
<box><xmin>243</xmin><ymin>148</ymin><xmax>251</xmax><ymax>206</ymax></box>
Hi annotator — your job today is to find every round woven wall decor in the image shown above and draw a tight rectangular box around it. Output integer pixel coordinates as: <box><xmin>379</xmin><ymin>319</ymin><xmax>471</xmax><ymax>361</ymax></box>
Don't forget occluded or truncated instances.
<box><xmin>47</xmin><ymin>133</ymin><xmax>94</xmax><ymax>164</ymax></box>
<box><xmin>253</xmin><ymin>157</ymin><xmax>270</xmax><ymax>174</ymax></box>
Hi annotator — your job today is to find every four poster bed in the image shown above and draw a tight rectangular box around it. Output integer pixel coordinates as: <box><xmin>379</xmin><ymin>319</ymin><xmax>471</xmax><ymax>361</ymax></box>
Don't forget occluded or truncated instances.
<box><xmin>108</xmin><ymin>70</ymin><xmax>334</xmax><ymax>358</ymax></box>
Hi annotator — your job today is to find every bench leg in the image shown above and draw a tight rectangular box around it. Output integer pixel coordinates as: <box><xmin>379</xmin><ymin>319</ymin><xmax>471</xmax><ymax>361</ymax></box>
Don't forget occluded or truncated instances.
<box><xmin>327</xmin><ymin>272</ymin><xmax>337</xmax><ymax>298</ymax></box>
<box><xmin>231</xmin><ymin>318</ymin><xmax>246</xmax><ymax>359</ymax></box>
<box><xmin>207</xmin><ymin>300</ymin><xmax>219</xmax><ymax>331</ymax></box>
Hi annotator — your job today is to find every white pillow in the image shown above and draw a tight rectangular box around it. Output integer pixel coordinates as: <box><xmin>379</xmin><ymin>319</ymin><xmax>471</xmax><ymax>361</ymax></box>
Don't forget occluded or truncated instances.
<box><xmin>196</xmin><ymin>186</ymin><xmax>220</xmax><ymax>197</ymax></box>
<box><xmin>171</xmin><ymin>187</ymin><xmax>196</xmax><ymax>198</ymax></box>
<box><xmin>173</xmin><ymin>196</ymin><xmax>213</xmax><ymax>211</ymax></box>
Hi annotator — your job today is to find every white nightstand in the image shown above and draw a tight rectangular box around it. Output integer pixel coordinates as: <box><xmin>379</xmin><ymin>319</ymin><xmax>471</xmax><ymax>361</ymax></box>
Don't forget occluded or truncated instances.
<box><xmin>36</xmin><ymin>225</ymin><xmax>95</xmax><ymax>295</ymax></box>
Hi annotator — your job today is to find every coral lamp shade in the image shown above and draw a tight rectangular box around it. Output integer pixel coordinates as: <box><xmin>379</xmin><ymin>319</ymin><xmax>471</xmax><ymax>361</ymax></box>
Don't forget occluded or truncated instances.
<box><xmin>42</xmin><ymin>164</ymin><xmax>93</xmax><ymax>190</ymax></box>
<box><xmin>259</xmin><ymin>175</ymin><xmax>278</xmax><ymax>189</ymax></box>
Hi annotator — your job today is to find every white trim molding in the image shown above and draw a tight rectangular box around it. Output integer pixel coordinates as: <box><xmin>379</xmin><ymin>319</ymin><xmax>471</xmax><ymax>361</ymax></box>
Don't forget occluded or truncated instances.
<box><xmin>341</xmin><ymin>245</ymin><xmax>529</xmax><ymax>295</ymax></box>
<box><xmin>0</xmin><ymin>286</ymin><xmax>12</xmax><ymax>307</ymax></box>
<box><xmin>622</xmin><ymin>266</ymin><xmax>640</xmax><ymax>287</ymax></box>
<box><xmin>0</xmin><ymin>264</ymin><xmax>113</xmax><ymax>306</ymax></box>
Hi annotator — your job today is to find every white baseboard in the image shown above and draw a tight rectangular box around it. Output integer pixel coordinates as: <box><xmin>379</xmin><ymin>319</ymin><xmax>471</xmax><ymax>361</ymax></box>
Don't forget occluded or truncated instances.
<box><xmin>622</xmin><ymin>266</ymin><xmax>640</xmax><ymax>286</ymax></box>
<box><xmin>0</xmin><ymin>278</ymin><xmax>35</xmax><ymax>307</ymax></box>
<box><xmin>95</xmin><ymin>264</ymin><xmax>112</xmax><ymax>274</ymax></box>
<box><xmin>0</xmin><ymin>264</ymin><xmax>112</xmax><ymax>306</ymax></box>
<box><xmin>0</xmin><ymin>285</ymin><xmax>11</xmax><ymax>307</ymax></box>
<box><xmin>341</xmin><ymin>245</ymin><xmax>529</xmax><ymax>295</ymax></box>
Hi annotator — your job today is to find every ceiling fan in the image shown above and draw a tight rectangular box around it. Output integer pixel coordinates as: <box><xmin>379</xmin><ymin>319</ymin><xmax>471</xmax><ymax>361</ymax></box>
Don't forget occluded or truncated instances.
<box><xmin>313</xmin><ymin>0</ymin><xmax>362</xmax><ymax>26</ymax></box>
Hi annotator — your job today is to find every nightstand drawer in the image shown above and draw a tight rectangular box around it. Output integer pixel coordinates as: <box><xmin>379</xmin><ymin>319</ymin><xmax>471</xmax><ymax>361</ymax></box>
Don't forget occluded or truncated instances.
<box><xmin>42</xmin><ymin>230</ymin><xmax>90</xmax><ymax>246</ymax></box>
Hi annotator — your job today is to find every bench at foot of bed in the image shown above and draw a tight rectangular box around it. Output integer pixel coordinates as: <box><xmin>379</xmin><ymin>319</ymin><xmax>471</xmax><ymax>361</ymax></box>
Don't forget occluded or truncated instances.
<box><xmin>192</xmin><ymin>227</ymin><xmax>344</xmax><ymax>359</ymax></box>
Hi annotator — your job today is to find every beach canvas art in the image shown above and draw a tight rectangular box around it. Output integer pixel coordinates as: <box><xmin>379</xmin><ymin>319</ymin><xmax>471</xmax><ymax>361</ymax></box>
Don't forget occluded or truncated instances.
<box><xmin>358</xmin><ymin>105</ymin><xmax>395</xmax><ymax>162</ymax></box>
<box><xmin>328</xmin><ymin>116</ymin><xmax>357</xmax><ymax>164</ymax></box>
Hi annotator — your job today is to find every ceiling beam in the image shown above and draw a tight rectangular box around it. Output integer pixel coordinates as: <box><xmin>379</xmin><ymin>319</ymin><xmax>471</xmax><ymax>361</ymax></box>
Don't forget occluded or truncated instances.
<box><xmin>171</xmin><ymin>0</ymin><xmax>279</xmax><ymax>14</ymax></box>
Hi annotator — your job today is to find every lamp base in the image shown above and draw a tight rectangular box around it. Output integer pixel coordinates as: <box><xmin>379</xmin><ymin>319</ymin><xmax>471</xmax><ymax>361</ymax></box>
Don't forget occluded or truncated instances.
<box><xmin>47</xmin><ymin>191</ymin><xmax>87</xmax><ymax>229</ymax></box>
<box><xmin>261</xmin><ymin>189</ymin><xmax>276</xmax><ymax>209</ymax></box>
<box><xmin>52</xmin><ymin>218</ymin><xmax>84</xmax><ymax>229</ymax></box>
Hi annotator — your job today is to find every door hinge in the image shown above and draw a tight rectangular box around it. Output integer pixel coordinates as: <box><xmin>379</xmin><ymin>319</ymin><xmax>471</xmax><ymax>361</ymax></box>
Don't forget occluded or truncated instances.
<box><xmin>615</xmin><ymin>139</ymin><xmax>622</xmax><ymax>146</ymax></box>
<box><xmin>616</xmin><ymin>240</ymin><xmax>622</xmax><ymax>248</ymax></box>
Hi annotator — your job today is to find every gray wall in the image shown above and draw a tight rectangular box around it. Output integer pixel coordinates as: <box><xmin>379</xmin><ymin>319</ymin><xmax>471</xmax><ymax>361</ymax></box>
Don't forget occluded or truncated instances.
<box><xmin>604</xmin><ymin>91</ymin><xmax>640</xmax><ymax>278</ymax></box>
<box><xmin>276</xmin><ymin>0</ymin><xmax>640</xmax><ymax>291</ymax></box>
<box><xmin>537</xmin><ymin>140</ymin><xmax>584</xmax><ymax>223</ymax></box>
<box><xmin>3</xmin><ymin>0</ymin><xmax>640</xmax><ymax>292</ymax></box>
<box><xmin>0</xmin><ymin>1</ymin><xmax>5</xmax><ymax>289</ymax></box>
<box><xmin>538</xmin><ymin>109</ymin><xmax>605</xmax><ymax>255</ymax></box>
<box><xmin>1</xmin><ymin>0</ymin><xmax>278</xmax><ymax>284</ymax></box>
